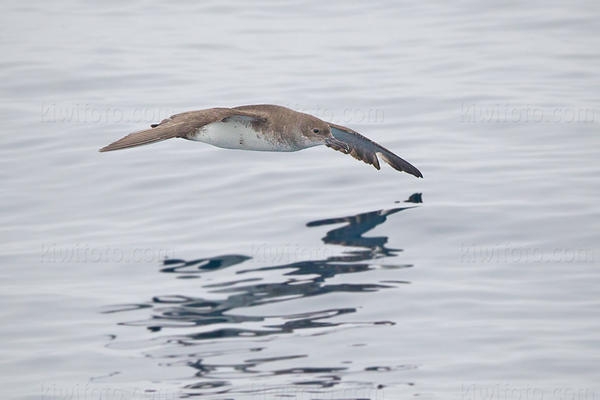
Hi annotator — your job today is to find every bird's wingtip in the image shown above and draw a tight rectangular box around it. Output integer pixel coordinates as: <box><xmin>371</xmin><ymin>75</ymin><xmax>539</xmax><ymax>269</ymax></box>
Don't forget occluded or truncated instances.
<box><xmin>98</xmin><ymin>145</ymin><xmax>113</xmax><ymax>152</ymax></box>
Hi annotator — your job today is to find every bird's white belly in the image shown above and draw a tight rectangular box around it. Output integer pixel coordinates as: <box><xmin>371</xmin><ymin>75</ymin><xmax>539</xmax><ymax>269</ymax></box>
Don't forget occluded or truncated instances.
<box><xmin>191</xmin><ymin>121</ymin><xmax>301</xmax><ymax>152</ymax></box>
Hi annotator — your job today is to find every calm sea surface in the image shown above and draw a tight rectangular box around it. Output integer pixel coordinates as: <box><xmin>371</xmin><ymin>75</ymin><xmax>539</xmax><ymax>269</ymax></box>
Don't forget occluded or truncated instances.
<box><xmin>1</xmin><ymin>1</ymin><xmax>600</xmax><ymax>399</ymax></box>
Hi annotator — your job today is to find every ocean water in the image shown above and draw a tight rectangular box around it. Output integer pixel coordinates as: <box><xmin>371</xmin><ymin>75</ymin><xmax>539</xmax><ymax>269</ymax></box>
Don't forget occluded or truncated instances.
<box><xmin>1</xmin><ymin>1</ymin><xmax>600</xmax><ymax>399</ymax></box>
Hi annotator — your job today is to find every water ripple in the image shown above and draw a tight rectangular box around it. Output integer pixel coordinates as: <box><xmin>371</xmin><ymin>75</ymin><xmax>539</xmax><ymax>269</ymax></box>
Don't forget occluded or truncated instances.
<box><xmin>104</xmin><ymin>198</ymin><xmax>421</xmax><ymax>396</ymax></box>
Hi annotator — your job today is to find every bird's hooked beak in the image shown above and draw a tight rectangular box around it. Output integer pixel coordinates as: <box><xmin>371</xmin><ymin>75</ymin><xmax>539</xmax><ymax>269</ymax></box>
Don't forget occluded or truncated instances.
<box><xmin>325</xmin><ymin>136</ymin><xmax>350</xmax><ymax>153</ymax></box>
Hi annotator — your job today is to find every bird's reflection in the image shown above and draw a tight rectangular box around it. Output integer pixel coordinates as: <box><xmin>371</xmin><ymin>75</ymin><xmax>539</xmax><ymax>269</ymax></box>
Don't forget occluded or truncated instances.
<box><xmin>105</xmin><ymin>194</ymin><xmax>421</xmax><ymax>396</ymax></box>
<box><xmin>308</xmin><ymin>205</ymin><xmax>414</xmax><ymax>260</ymax></box>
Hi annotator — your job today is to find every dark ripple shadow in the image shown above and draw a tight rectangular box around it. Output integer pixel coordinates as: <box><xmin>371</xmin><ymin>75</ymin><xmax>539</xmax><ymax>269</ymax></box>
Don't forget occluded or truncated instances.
<box><xmin>104</xmin><ymin>194</ymin><xmax>422</xmax><ymax>397</ymax></box>
<box><xmin>161</xmin><ymin>254</ymin><xmax>251</xmax><ymax>277</ymax></box>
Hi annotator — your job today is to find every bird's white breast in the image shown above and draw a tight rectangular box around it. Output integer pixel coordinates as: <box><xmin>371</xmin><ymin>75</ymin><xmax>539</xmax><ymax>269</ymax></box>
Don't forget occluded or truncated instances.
<box><xmin>191</xmin><ymin>121</ymin><xmax>304</xmax><ymax>152</ymax></box>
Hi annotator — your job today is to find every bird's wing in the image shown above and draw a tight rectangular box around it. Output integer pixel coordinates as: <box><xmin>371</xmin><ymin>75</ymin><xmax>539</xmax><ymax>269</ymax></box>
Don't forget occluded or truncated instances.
<box><xmin>99</xmin><ymin>108</ymin><xmax>266</xmax><ymax>152</ymax></box>
<box><xmin>326</xmin><ymin>122</ymin><xmax>423</xmax><ymax>178</ymax></box>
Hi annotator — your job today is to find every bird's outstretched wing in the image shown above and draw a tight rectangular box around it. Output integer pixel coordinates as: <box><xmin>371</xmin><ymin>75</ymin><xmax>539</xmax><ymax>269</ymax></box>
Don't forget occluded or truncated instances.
<box><xmin>326</xmin><ymin>122</ymin><xmax>423</xmax><ymax>178</ymax></box>
<box><xmin>99</xmin><ymin>108</ymin><xmax>266</xmax><ymax>152</ymax></box>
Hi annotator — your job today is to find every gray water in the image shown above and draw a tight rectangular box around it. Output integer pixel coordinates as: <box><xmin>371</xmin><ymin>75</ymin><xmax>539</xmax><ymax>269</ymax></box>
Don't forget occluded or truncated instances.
<box><xmin>1</xmin><ymin>1</ymin><xmax>600</xmax><ymax>399</ymax></box>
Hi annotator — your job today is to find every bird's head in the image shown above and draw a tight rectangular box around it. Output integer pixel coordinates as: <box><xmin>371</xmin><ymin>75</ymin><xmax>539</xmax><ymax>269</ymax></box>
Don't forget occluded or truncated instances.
<box><xmin>300</xmin><ymin>116</ymin><xmax>348</xmax><ymax>150</ymax></box>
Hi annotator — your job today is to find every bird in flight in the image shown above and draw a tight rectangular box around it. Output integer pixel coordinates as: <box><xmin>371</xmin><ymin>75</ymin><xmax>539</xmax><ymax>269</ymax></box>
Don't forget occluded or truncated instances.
<box><xmin>100</xmin><ymin>104</ymin><xmax>422</xmax><ymax>178</ymax></box>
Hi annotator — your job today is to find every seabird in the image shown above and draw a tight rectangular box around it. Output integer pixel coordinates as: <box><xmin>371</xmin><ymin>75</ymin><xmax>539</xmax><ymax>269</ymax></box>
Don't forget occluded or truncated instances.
<box><xmin>99</xmin><ymin>104</ymin><xmax>423</xmax><ymax>178</ymax></box>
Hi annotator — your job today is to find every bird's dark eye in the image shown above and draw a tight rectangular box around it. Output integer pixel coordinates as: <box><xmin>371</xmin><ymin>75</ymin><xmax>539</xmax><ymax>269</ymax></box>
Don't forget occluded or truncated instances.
<box><xmin>312</xmin><ymin>128</ymin><xmax>320</xmax><ymax>134</ymax></box>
